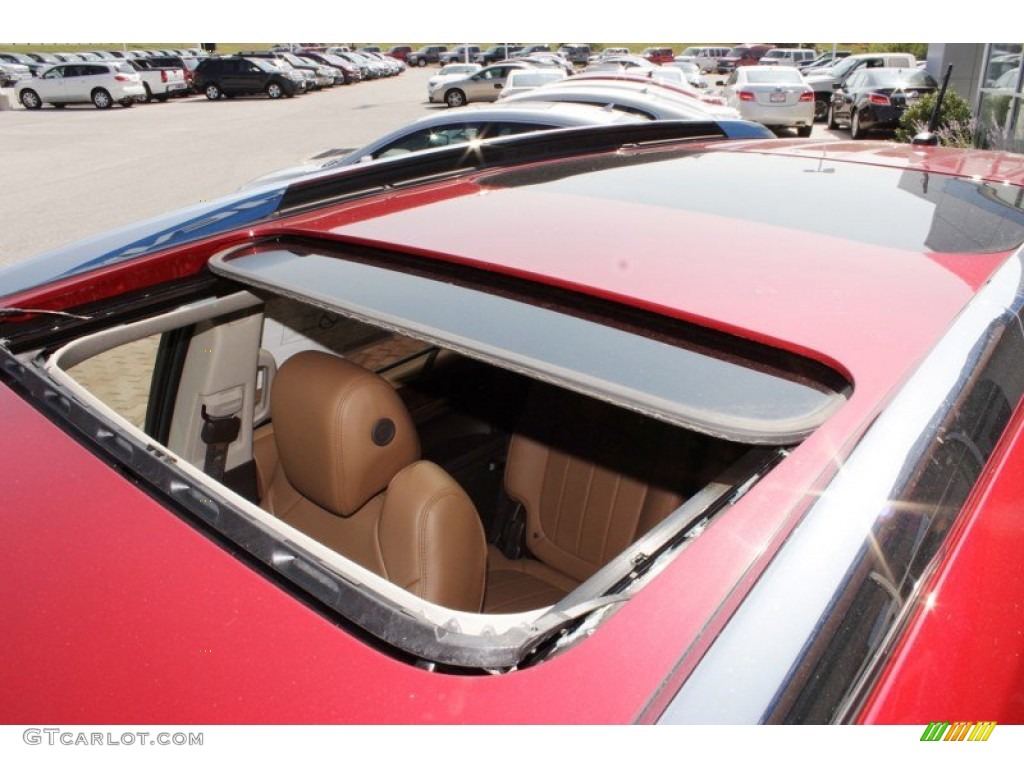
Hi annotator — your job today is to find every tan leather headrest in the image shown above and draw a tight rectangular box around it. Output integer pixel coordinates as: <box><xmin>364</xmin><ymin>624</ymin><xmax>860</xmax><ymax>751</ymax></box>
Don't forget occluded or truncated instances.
<box><xmin>271</xmin><ymin>351</ymin><xmax>420</xmax><ymax>516</ymax></box>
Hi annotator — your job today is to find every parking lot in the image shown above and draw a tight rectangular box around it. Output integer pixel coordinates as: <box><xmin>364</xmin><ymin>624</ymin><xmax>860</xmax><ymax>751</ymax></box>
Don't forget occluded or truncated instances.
<box><xmin>0</xmin><ymin>65</ymin><xmax>841</xmax><ymax>269</ymax></box>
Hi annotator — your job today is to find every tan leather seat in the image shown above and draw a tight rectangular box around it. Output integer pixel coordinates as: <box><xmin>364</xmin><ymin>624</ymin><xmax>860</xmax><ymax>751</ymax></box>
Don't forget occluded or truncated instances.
<box><xmin>484</xmin><ymin>386</ymin><xmax>735</xmax><ymax>613</ymax></box>
<box><xmin>257</xmin><ymin>351</ymin><xmax>487</xmax><ymax>612</ymax></box>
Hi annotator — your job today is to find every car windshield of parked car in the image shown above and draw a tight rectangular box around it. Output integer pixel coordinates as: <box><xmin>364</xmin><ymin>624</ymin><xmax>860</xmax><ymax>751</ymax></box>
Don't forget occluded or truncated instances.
<box><xmin>440</xmin><ymin>64</ymin><xmax>479</xmax><ymax>76</ymax></box>
<box><xmin>831</xmin><ymin>57</ymin><xmax>864</xmax><ymax>78</ymax></box>
<box><xmin>745</xmin><ymin>68</ymin><xmax>803</xmax><ymax>84</ymax></box>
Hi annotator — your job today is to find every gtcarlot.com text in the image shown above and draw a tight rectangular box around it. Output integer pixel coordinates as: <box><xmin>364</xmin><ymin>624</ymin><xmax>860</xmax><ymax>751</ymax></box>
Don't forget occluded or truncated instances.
<box><xmin>23</xmin><ymin>728</ymin><xmax>203</xmax><ymax>746</ymax></box>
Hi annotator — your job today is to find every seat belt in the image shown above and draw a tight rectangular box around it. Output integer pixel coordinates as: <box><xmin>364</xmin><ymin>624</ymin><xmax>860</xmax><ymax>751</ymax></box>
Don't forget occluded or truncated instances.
<box><xmin>199</xmin><ymin>386</ymin><xmax>244</xmax><ymax>481</ymax></box>
<box><xmin>200</xmin><ymin>405</ymin><xmax>241</xmax><ymax>481</ymax></box>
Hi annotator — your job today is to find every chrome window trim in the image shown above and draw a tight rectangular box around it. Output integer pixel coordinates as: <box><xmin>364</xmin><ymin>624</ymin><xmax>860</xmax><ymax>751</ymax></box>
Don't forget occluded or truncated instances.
<box><xmin>658</xmin><ymin>246</ymin><xmax>1024</xmax><ymax>724</ymax></box>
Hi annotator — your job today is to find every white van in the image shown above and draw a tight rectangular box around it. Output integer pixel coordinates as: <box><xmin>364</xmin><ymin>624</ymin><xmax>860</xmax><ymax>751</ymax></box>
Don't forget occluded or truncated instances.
<box><xmin>759</xmin><ymin>48</ymin><xmax>818</xmax><ymax>67</ymax></box>
<box><xmin>675</xmin><ymin>46</ymin><xmax>731</xmax><ymax>73</ymax></box>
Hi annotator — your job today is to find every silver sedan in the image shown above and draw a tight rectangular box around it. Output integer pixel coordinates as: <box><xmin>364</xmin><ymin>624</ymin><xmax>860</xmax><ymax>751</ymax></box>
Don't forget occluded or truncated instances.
<box><xmin>722</xmin><ymin>66</ymin><xmax>815</xmax><ymax>136</ymax></box>
<box><xmin>429</xmin><ymin>62</ymin><xmax>532</xmax><ymax>107</ymax></box>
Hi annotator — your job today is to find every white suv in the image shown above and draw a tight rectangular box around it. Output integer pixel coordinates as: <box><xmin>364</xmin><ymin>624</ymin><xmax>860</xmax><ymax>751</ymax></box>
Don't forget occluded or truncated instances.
<box><xmin>675</xmin><ymin>46</ymin><xmax>731</xmax><ymax>73</ymax></box>
<box><xmin>18</xmin><ymin>61</ymin><xmax>145</xmax><ymax>109</ymax></box>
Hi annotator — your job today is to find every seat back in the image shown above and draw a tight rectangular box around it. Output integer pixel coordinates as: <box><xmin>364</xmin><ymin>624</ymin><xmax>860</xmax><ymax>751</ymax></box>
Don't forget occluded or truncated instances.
<box><xmin>504</xmin><ymin>385</ymin><xmax>721</xmax><ymax>583</ymax></box>
<box><xmin>261</xmin><ymin>351</ymin><xmax>487</xmax><ymax>611</ymax></box>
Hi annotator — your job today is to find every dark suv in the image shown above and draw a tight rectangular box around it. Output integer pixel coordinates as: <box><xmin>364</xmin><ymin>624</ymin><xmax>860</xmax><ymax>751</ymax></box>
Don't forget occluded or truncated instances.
<box><xmin>193</xmin><ymin>56</ymin><xmax>304</xmax><ymax>100</ymax></box>
<box><xmin>406</xmin><ymin>45</ymin><xmax>447</xmax><ymax>67</ymax></box>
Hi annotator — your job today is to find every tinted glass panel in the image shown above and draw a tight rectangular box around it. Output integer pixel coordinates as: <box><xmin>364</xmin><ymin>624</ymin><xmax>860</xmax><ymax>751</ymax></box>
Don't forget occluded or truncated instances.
<box><xmin>213</xmin><ymin>241</ymin><xmax>849</xmax><ymax>444</ymax></box>
<box><xmin>483</xmin><ymin>152</ymin><xmax>1024</xmax><ymax>254</ymax></box>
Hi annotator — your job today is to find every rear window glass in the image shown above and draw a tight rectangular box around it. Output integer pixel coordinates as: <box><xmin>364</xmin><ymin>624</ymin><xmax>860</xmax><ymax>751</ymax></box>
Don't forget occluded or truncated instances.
<box><xmin>863</xmin><ymin>70</ymin><xmax>937</xmax><ymax>89</ymax></box>
<box><xmin>115</xmin><ymin>63</ymin><xmax>134</xmax><ymax>74</ymax></box>
<box><xmin>746</xmin><ymin>69</ymin><xmax>803</xmax><ymax>83</ymax></box>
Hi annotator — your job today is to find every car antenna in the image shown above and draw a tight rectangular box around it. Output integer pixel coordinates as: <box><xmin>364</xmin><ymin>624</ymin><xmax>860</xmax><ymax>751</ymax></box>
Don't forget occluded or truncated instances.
<box><xmin>912</xmin><ymin>64</ymin><xmax>953</xmax><ymax>146</ymax></box>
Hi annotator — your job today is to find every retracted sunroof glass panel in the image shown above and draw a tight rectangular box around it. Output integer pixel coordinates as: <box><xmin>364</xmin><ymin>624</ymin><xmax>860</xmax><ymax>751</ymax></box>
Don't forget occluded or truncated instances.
<box><xmin>212</xmin><ymin>239</ymin><xmax>850</xmax><ymax>445</ymax></box>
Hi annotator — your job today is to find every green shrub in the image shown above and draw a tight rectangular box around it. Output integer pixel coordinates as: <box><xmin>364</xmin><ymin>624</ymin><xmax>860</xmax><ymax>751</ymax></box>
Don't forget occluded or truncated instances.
<box><xmin>895</xmin><ymin>89</ymin><xmax>976</xmax><ymax>147</ymax></box>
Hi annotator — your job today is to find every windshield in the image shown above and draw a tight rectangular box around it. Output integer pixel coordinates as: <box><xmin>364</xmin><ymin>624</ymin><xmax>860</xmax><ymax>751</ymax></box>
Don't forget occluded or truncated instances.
<box><xmin>440</xmin><ymin>64</ymin><xmax>477</xmax><ymax>75</ymax></box>
<box><xmin>247</xmin><ymin>58</ymin><xmax>277</xmax><ymax>72</ymax></box>
<box><xmin>831</xmin><ymin>57</ymin><xmax>861</xmax><ymax>77</ymax></box>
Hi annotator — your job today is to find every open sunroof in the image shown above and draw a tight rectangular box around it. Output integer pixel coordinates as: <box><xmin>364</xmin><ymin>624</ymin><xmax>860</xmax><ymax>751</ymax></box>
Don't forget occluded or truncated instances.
<box><xmin>212</xmin><ymin>238</ymin><xmax>850</xmax><ymax>445</ymax></box>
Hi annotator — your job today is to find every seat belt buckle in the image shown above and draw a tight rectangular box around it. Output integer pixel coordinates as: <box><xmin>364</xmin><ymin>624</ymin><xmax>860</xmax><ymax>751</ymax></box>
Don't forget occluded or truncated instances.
<box><xmin>201</xmin><ymin>404</ymin><xmax>241</xmax><ymax>445</ymax></box>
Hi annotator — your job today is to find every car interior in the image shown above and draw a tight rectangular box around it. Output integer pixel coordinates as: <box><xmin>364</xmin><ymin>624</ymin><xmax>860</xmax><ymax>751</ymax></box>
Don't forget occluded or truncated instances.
<box><xmin>55</xmin><ymin>291</ymin><xmax>752</xmax><ymax>615</ymax></box>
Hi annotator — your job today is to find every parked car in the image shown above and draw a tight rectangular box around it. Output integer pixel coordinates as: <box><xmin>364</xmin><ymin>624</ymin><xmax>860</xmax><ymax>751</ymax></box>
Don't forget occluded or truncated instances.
<box><xmin>144</xmin><ymin>55</ymin><xmax>200</xmax><ymax>92</ymax></box>
<box><xmin>477</xmin><ymin>45</ymin><xmax>523</xmax><ymax>65</ymax></box>
<box><xmin>675</xmin><ymin>46</ymin><xmax>731</xmax><ymax>73</ymax></box>
<box><xmin>0</xmin><ymin>60</ymin><xmax>32</xmax><ymax>87</ymax></box>
<box><xmin>301</xmin><ymin>51</ymin><xmax>361</xmax><ymax>84</ymax></box>
<box><xmin>717</xmin><ymin>44</ymin><xmax>774</xmax><ymax>74</ymax></box>
<box><xmin>192</xmin><ymin>56</ymin><xmax>305</xmax><ymax>100</ymax></box>
<box><xmin>497</xmin><ymin>68</ymin><xmax>567</xmax><ymax>98</ymax></box>
<box><xmin>723</xmin><ymin>66</ymin><xmax>814</xmax><ymax>136</ymax></box>
<box><xmin>25</xmin><ymin>52</ymin><xmax>61</xmax><ymax>67</ymax></box>
<box><xmin>556</xmin><ymin>44</ymin><xmax>592</xmax><ymax>66</ymax></box>
<box><xmin>406</xmin><ymin>46</ymin><xmax>448</xmax><ymax>67</ymax></box>
<box><xmin>551</xmin><ymin>74</ymin><xmax>739</xmax><ymax>117</ymax></box>
<box><xmin>518</xmin><ymin>53</ymin><xmax>574</xmax><ymax>76</ymax></box>
<box><xmin>126</xmin><ymin>58</ymin><xmax>188</xmax><ymax>102</ymax></box>
<box><xmin>4</xmin><ymin>124</ymin><xmax>1024</xmax><ymax>726</ymax></box>
<box><xmin>828</xmin><ymin>68</ymin><xmax>939</xmax><ymax>139</ymax></box>
<box><xmin>503</xmin><ymin>82</ymin><xmax>751</xmax><ymax>122</ymax></box>
<box><xmin>799</xmin><ymin>51</ymin><xmax>851</xmax><ymax>72</ymax></box>
<box><xmin>515</xmin><ymin>45</ymin><xmax>551</xmax><ymax>58</ymax></box>
<box><xmin>804</xmin><ymin>52</ymin><xmax>917</xmax><ymax>120</ymax></box>
<box><xmin>387</xmin><ymin>46</ymin><xmax>413</xmax><ymax>62</ymax></box>
<box><xmin>439</xmin><ymin>46</ymin><xmax>482</xmax><ymax>66</ymax></box>
<box><xmin>587</xmin><ymin>47</ymin><xmax>630</xmax><ymax>65</ymax></box>
<box><xmin>426</xmin><ymin>62</ymin><xmax>482</xmax><ymax>99</ymax></box>
<box><xmin>430</xmin><ymin>62</ymin><xmax>533</xmax><ymax>107</ymax></box>
<box><xmin>0</xmin><ymin>51</ymin><xmax>47</xmax><ymax>76</ymax></box>
<box><xmin>640</xmin><ymin>47</ymin><xmax>675</xmax><ymax>64</ymax></box>
<box><xmin>239</xmin><ymin>51</ymin><xmax>332</xmax><ymax>89</ymax></box>
<box><xmin>664</xmin><ymin>60</ymin><xmax>707</xmax><ymax>89</ymax></box>
<box><xmin>758</xmin><ymin>48</ymin><xmax>818</xmax><ymax>67</ymax></box>
<box><xmin>242</xmin><ymin>102</ymin><xmax>652</xmax><ymax>188</ymax></box>
<box><xmin>585</xmin><ymin>55</ymin><xmax>657</xmax><ymax>73</ymax></box>
<box><xmin>16</xmin><ymin>61</ymin><xmax>144</xmax><ymax>109</ymax></box>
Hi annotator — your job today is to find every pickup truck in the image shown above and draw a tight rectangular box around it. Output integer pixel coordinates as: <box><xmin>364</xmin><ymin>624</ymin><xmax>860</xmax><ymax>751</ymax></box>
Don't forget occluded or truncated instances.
<box><xmin>439</xmin><ymin>46</ymin><xmax>482</xmax><ymax>66</ymax></box>
<box><xmin>128</xmin><ymin>59</ymin><xmax>188</xmax><ymax>101</ymax></box>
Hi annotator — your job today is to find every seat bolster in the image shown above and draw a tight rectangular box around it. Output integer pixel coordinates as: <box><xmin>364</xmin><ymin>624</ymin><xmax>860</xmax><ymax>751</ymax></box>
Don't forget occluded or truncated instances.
<box><xmin>378</xmin><ymin>460</ymin><xmax>487</xmax><ymax>612</ymax></box>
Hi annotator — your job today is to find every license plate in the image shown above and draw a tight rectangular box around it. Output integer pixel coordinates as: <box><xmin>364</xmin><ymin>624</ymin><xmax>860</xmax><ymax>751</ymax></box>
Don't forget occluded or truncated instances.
<box><xmin>770</xmin><ymin>92</ymin><xmax>786</xmax><ymax>103</ymax></box>
<box><xmin>168</xmin><ymin>83</ymin><xmax>186</xmax><ymax>92</ymax></box>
